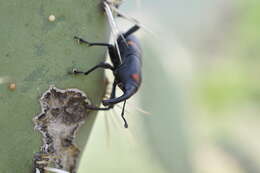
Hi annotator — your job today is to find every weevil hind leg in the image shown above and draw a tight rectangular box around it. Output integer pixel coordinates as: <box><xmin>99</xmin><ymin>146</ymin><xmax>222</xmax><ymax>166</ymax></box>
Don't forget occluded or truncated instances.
<box><xmin>121</xmin><ymin>100</ymin><xmax>128</xmax><ymax>128</ymax></box>
<box><xmin>112</xmin><ymin>106</ymin><xmax>139</xmax><ymax>146</ymax></box>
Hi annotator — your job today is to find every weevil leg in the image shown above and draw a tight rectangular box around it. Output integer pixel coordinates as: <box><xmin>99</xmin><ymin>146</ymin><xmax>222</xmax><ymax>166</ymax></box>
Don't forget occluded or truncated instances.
<box><xmin>123</xmin><ymin>25</ymin><xmax>140</xmax><ymax>37</ymax></box>
<box><xmin>110</xmin><ymin>81</ymin><xmax>117</xmax><ymax>100</ymax></box>
<box><xmin>84</xmin><ymin>62</ymin><xmax>114</xmax><ymax>75</ymax></box>
<box><xmin>72</xmin><ymin>62</ymin><xmax>114</xmax><ymax>75</ymax></box>
<box><xmin>121</xmin><ymin>100</ymin><xmax>128</xmax><ymax>128</ymax></box>
<box><xmin>85</xmin><ymin>81</ymin><xmax>128</xmax><ymax>128</ymax></box>
<box><xmin>101</xmin><ymin>81</ymin><xmax>130</xmax><ymax>128</ymax></box>
<box><xmin>74</xmin><ymin>36</ymin><xmax>113</xmax><ymax>47</ymax></box>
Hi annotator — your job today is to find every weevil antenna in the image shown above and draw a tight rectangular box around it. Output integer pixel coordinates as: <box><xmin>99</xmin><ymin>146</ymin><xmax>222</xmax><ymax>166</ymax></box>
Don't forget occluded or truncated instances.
<box><xmin>121</xmin><ymin>100</ymin><xmax>128</xmax><ymax>128</ymax></box>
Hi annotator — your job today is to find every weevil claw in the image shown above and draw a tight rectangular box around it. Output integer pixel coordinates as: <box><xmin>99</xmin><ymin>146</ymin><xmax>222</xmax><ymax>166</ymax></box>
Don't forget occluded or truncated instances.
<box><xmin>74</xmin><ymin>36</ymin><xmax>92</xmax><ymax>46</ymax></box>
<box><xmin>71</xmin><ymin>68</ymin><xmax>84</xmax><ymax>75</ymax></box>
<box><xmin>72</xmin><ymin>68</ymin><xmax>78</xmax><ymax>74</ymax></box>
<box><xmin>67</xmin><ymin>68</ymin><xmax>78</xmax><ymax>75</ymax></box>
<box><xmin>73</xmin><ymin>36</ymin><xmax>81</xmax><ymax>44</ymax></box>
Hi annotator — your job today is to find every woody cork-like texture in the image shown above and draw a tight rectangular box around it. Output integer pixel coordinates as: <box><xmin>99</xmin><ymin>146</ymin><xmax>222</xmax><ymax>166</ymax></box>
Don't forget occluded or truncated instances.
<box><xmin>33</xmin><ymin>87</ymin><xmax>94</xmax><ymax>173</ymax></box>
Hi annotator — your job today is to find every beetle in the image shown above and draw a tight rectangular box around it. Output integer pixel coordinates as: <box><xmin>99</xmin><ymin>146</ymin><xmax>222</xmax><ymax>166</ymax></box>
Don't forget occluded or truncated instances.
<box><xmin>72</xmin><ymin>24</ymin><xmax>142</xmax><ymax>128</ymax></box>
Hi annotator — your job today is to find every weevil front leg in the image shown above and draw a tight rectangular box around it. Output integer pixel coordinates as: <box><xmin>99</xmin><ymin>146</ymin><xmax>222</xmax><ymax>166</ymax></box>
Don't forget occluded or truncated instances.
<box><xmin>72</xmin><ymin>62</ymin><xmax>114</xmax><ymax>75</ymax></box>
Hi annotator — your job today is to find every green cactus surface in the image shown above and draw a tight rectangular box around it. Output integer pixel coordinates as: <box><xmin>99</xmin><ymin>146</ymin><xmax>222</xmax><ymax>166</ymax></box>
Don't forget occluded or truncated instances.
<box><xmin>0</xmin><ymin>0</ymin><xmax>109</xmax><ymax>172</ymax></box>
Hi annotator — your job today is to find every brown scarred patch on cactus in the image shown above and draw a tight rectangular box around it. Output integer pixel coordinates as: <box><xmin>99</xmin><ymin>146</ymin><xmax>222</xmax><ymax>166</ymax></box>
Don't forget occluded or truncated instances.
<box><xmin>33</xmin><ymin>87</ymin><xmax>93</xmax><ymax>173</ymax></box>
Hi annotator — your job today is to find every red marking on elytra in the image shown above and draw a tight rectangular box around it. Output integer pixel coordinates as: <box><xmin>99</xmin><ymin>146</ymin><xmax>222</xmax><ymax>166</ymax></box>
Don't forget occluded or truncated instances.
<box><xmin>127</xmin><ymin>41</ymin><xmax>136</xmax><ymax>46</ymax></box>
<box><xmin>131</xmin><ymin>74</ymin><xmax>141</xmax><ymax>83</ymax></box>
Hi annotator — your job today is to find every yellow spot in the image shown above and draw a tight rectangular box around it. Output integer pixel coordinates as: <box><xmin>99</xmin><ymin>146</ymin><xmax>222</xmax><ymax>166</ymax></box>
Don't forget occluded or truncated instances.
<box><xmin>48</xmin><ymin>15</ymin><xmax>56</xmax><ymax>22</ymax></box>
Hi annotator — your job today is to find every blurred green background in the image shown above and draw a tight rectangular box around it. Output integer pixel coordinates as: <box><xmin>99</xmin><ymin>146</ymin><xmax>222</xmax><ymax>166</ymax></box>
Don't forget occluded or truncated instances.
<box><xmin>79</xmin><ymin>1</ymin><xmax>260</xmax><ymax>173</ymax></box>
